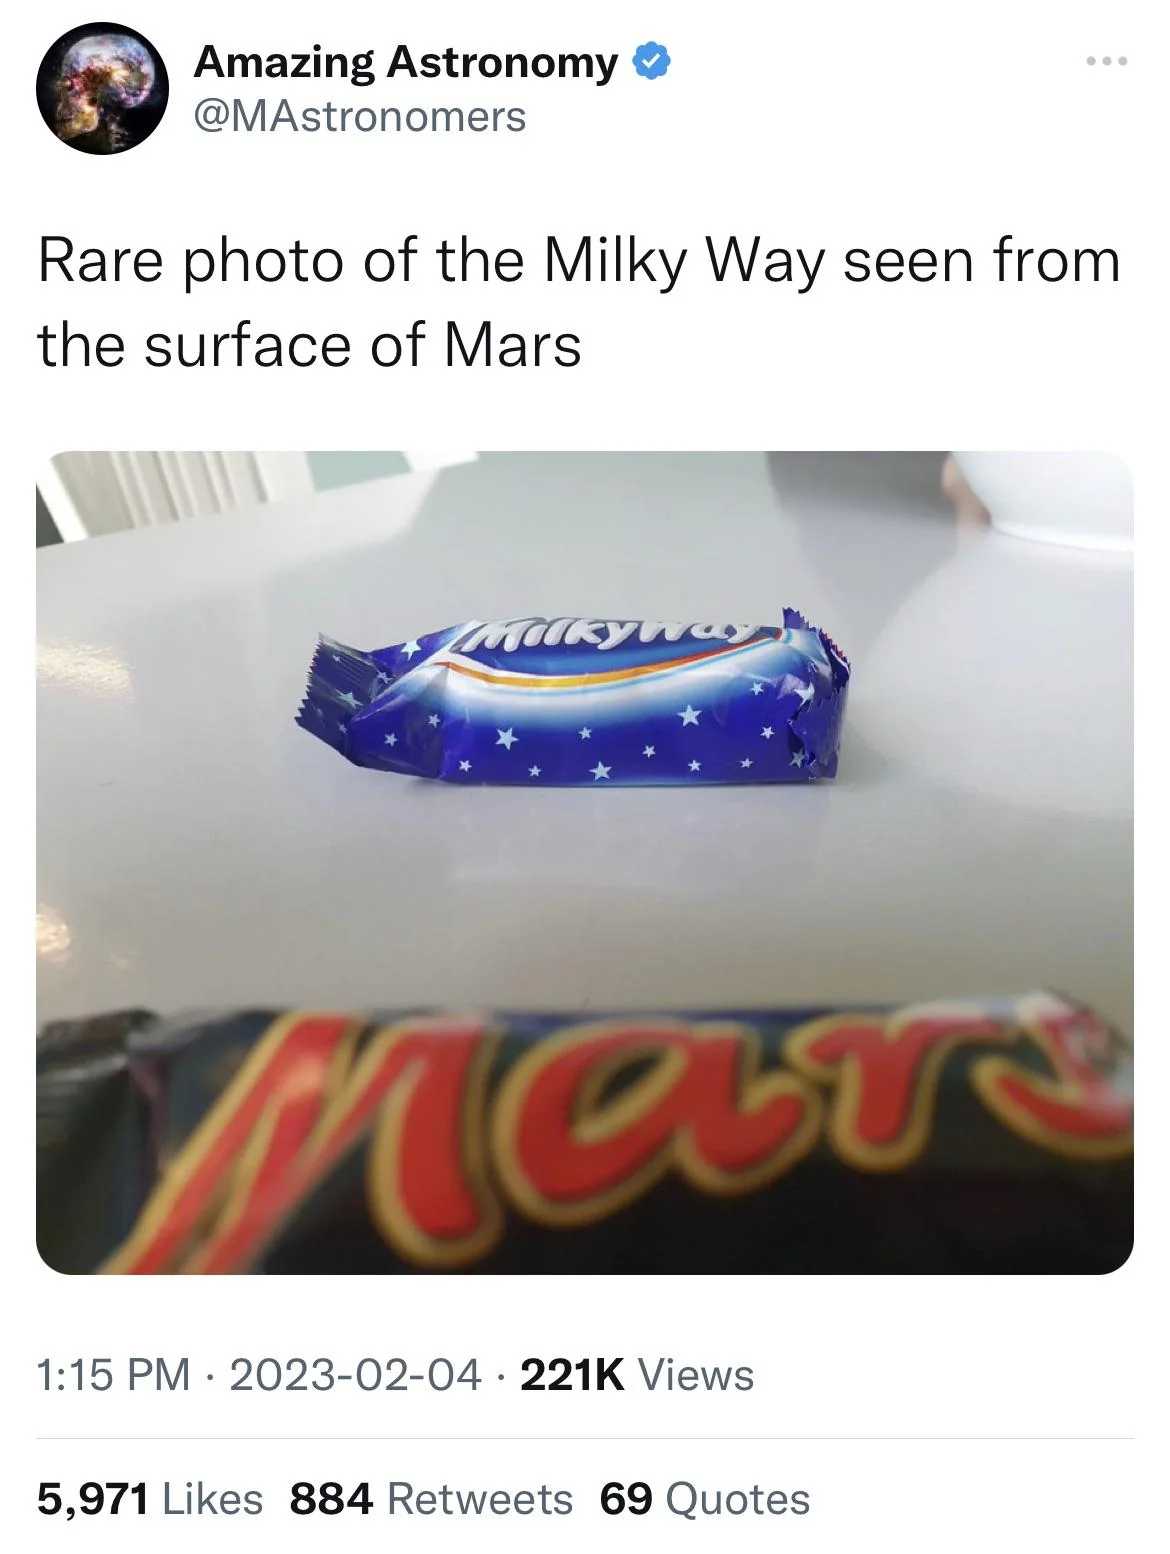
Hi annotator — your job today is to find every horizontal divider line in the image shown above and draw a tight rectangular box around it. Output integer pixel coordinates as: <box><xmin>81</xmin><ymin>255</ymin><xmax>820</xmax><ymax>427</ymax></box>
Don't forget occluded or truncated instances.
<box><xmin>37</xmin><ymin>1434</ymin><xmax>1135</xmax><ymax>1443</ymax></box>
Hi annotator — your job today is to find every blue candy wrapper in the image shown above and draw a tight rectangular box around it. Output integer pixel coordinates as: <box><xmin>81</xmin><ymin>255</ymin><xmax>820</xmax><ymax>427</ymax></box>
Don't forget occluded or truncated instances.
<box><xmin>296</xmin><ymin>610</ymin><xmax>849</xmax><ymax>785</ymax></box>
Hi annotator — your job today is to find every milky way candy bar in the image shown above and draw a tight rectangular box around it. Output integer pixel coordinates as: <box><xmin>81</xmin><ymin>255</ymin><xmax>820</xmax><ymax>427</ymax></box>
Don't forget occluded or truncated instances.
<box><xmin>295</xmin><ymin>609</ymin><xmax>849</xmax><ymax>784</ymax></box>
<box><xmin>37</xmin><ymin>994</ymin><xmax>1132</xmax><ymax>1274</ymax></box>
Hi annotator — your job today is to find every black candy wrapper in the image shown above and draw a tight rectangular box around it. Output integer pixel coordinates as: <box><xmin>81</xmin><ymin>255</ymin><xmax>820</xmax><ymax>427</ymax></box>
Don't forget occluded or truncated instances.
<box><xmin>37</xmin><ymin>995</ymin><xmax>1132</xmax><ymax>1275</ymax></box>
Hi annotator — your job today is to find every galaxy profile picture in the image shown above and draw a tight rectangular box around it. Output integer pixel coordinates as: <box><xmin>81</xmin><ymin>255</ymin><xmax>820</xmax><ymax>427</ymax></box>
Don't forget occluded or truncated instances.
<box><xmin>37</xmin><ymin>23</ymin><xmax>168</xmax><ymax>154</ymax></box>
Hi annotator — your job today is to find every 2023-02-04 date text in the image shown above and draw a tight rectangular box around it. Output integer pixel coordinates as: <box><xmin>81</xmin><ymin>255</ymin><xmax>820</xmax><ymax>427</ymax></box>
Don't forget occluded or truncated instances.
<box><xmin>39</xmin><ymin>1354</ymin><xmax>757</xmax><ymax>1394</ymax></box>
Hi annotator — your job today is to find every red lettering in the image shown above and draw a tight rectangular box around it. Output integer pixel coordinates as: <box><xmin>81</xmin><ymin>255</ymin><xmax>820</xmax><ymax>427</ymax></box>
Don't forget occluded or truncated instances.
<box><xmin>786</xmin><ymin>1004</ymin><xmax>1003</xmax><ymax>1168</ymax></box>
<box><xmin>106</xmin><ymin>1012</ymin><xmax>358</xmax><ymax>1273</ymax></box>
<box><xmin>970</xmin><ymin>994</ymin><xmax>1132</xmax><ymax>1157</ymax></box>
<box><xmin>108</xmin><ymin>1013</ymin><xmax>497</xmax><ymax>1273</ymax></box>
<box><xmin>492</xmin><ymin>1020</ymin><xmax>819</xmax><ymax>1223</ymax></box>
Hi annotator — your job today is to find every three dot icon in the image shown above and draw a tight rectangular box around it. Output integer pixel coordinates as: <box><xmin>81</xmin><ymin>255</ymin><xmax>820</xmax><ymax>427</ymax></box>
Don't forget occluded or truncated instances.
<box><xmin>1086</xmin><ymin>56</ymin><xmax>1128</xmax><ymax>66</ymax></box>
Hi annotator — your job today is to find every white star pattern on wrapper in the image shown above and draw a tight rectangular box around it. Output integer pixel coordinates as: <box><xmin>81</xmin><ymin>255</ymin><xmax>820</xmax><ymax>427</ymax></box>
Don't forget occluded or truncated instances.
<box><xmin>299</xmin><ymin>613</ymin><xmax>851</xmax><ymax>789</ymax></box>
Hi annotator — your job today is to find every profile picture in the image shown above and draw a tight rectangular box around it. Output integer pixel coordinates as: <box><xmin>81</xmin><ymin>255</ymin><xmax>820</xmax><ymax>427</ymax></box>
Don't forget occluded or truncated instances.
<box><xmin>37</xmin><ymin>22</ymin><xmax>168</xmax><ymax>154</ymax></box>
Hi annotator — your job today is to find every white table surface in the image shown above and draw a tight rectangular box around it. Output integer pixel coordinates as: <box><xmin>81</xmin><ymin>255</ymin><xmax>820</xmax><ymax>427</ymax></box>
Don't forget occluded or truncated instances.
<box><xmin>37</xmin><ymin>453</ymin><xmax>1133</xmax><ymax>1030</ymax></box>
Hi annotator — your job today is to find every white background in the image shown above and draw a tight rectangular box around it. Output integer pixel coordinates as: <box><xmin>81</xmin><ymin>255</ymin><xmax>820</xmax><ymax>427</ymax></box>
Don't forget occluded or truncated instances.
<box><xmin>9</xmin><ymin>1</ymin><xmax>1163</xmax><ymax>1547</ymax></box>
<box><xmin>35</xmin><ymin>454</ymin><xmax>1134</xmax><ymax>1026</ymax></box>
